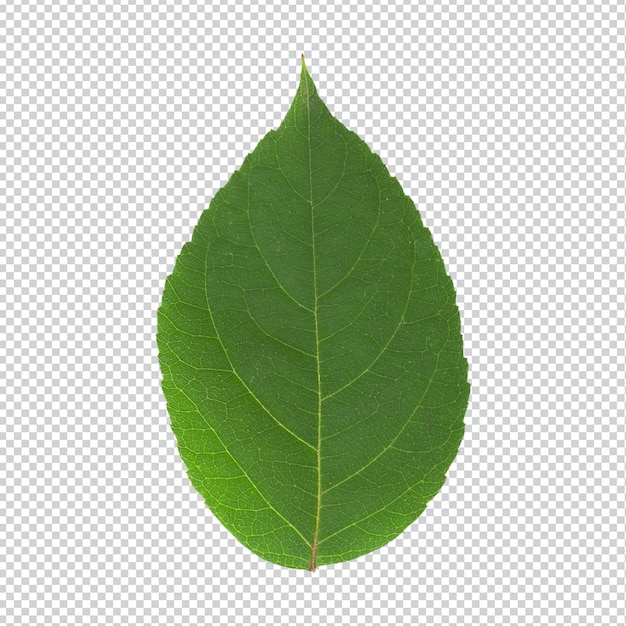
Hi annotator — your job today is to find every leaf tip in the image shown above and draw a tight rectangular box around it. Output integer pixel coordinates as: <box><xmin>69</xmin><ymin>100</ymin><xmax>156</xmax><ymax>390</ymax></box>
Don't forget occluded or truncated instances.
<box><xmin>300</xmin><ymin>53</ymin><xmax>307</xmax><ymax>76</ymax></box>
<box><xmin>297</xmin><ymin>54</ymin><xmax>315</xmax><ymax>97</ymax></box>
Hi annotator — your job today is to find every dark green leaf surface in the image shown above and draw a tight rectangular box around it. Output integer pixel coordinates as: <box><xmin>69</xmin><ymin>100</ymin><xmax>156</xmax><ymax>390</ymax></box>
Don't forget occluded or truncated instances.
<box><xmin>157</xmin><ymin>58</ymin><xmax>469</xmax><ymax>570</ymax></box>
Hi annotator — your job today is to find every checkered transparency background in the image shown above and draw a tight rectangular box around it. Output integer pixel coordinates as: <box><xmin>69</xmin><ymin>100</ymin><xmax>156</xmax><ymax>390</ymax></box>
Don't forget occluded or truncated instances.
<box><xmin>1</xmin><ymin>0</ymin><xmax>625</xmax><ymax>623</ymax></box>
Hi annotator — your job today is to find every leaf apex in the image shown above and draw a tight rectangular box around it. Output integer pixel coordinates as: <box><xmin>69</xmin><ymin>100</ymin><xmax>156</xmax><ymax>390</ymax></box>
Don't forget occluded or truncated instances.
<box><xmin>299</xmin><ymin>53</ymin><xmax>310</xmax><ymax>83</ymax></box>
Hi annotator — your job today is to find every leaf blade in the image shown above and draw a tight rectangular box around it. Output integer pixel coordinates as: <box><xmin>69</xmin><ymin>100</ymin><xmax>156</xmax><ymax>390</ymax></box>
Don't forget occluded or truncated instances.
<box><xmin>157</xmin><ymin>59</ymin><xmax>469</xmax><ymax>570</ymax></box>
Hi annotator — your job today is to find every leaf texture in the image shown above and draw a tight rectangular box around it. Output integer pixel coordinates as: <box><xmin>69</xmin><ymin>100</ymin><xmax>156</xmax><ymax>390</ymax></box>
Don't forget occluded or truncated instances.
<box><xmin>157</xmin><ymin>58</ymin><xmax>470</xmax><ymax>570</ymax></box>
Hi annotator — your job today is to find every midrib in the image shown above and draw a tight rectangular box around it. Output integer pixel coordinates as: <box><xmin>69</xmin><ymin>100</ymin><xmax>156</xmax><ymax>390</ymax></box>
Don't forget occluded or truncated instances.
<box><xmin>305</xmin><ymin>70</ymin><xmax>323</xmax><ymax>573</ymax></box>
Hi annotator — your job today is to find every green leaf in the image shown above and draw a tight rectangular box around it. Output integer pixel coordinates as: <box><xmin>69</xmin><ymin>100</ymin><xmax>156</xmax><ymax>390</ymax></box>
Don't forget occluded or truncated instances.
<box><xmin>157</xmin><ymin>57</ymin><xmax>470</xmax><ymax>571</ymax></box>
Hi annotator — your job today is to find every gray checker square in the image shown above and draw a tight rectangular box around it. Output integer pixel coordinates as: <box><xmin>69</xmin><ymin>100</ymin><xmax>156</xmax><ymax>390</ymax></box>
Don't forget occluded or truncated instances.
<box><xmin>1</xmin><ymin>0</ymin><xmax>624</xmax><ymax>624</ymax></box>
